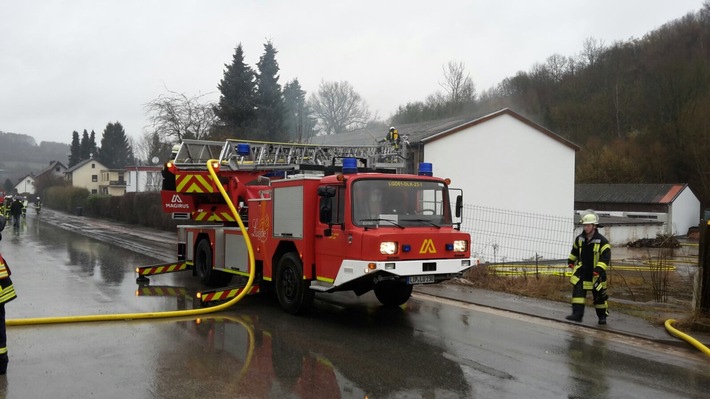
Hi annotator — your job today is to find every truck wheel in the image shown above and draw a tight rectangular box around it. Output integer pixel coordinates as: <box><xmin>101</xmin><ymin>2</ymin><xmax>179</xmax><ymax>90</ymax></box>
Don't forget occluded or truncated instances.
<box><xmin>275</xmin><ymin>253</ymin><xmax>314</xmax><ymax>314</ymax></box>
<box><xmin>195</xmin><ymin>238</ymin><xmax>232</xmax><ymax>287</ymax></box>
<box><xmin>374</xmin><ymin>281</ymin><xmax>413</xmax><ymax>306</ymax></box>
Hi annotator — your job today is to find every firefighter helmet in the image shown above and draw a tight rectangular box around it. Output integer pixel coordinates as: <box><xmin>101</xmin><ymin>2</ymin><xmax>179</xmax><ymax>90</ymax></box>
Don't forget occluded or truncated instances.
<box><xmin>580</xmin><ymin>210</ymin><xmax>599</xmax><ymax>225</ymax></box>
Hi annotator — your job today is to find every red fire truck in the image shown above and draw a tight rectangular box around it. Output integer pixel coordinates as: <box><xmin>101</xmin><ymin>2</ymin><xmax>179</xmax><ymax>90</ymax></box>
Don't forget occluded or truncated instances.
<box><xmin>139</xmin><ymin>138</ymin><xmax>475</xmax><ymax>314</ymax></box>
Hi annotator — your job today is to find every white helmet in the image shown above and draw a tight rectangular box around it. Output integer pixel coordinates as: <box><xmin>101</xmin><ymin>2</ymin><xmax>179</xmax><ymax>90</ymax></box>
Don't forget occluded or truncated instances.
<box><xmin>580</xmin><ymin>210</ymin><xmax>599</xmax><ymax>225</ymax></box>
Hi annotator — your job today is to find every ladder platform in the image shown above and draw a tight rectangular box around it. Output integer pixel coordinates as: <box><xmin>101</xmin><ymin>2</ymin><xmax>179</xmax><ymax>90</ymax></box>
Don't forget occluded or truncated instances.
<box><xmin>196</xmin><ymin>283</ymin><xmax>261</xmax><ymax>305</ymax></box>
<box><xmin>173</xmin><ymin>138</ymin><xmax>408</xmax><ymax>173</ymax></box>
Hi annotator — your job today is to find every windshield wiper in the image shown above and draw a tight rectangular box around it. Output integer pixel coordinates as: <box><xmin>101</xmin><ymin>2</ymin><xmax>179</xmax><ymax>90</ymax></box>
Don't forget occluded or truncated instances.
<box><xmin>410</xmin><ymin>219</ymin><xmax>441</xmax><ymax>228</ymax></box>
<box><xmin>359</xmin><ymin>218</ymin><xmax>405</xmax><ymax>229</ymax></box>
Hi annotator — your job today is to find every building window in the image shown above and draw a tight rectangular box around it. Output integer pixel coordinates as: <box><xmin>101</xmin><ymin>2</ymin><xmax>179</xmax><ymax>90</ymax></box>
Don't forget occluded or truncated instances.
<box><xmin>91</xmin><ymin>189</ymin><xmax>97</xmax><ymax>194</ymax></box>
<box><xmin>92</xmin><ymin>175</ymin><xmax>98</xmax><ymax>182</ymax></box>
<box><xmin>91</xmin><ymin>163</ymin><xmax>95</xmax><ymax>169</ymax></box>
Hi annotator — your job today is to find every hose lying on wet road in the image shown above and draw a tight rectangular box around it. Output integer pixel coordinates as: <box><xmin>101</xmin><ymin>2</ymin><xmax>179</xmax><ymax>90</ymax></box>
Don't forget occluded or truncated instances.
<box><xmin>8</xmin><ymin>159</ymin><xmax>253</xmax><ymax>327</ymax></box>
<box><xmin>665</xmin><ymin>319</ymin><xmax>710</xmax><ymax>357</ymax></box>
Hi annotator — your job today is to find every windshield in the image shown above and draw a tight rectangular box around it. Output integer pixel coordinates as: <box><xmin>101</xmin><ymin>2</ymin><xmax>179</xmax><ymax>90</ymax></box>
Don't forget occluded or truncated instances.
<box><xmin>352</xmin><ymin>179</ymin><xmax>452</xmax><ymax>227</ymax></box>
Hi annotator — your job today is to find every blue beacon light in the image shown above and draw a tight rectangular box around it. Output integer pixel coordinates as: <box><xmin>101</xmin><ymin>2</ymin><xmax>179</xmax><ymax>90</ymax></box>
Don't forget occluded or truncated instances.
<box><xmin>418</xmin><ymin>162</ymin><xmax>433</xmax><ymax>176</ymax></box>
<box><xmin>343</xmin><ymin>158</ymin><xmax>358</xmax><ymax>174</ymax></box>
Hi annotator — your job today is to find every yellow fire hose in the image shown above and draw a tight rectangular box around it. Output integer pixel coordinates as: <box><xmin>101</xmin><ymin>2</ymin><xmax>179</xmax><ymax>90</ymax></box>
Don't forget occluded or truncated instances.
<box><xmin>664</xmin><ymin>319</ymin><xmax>710</xmax><ymax>356</ymax></box>
<box><xmin>8</xmin><ymin>159</ymin><xmax>254</xmax><ymax>326</ymax></box>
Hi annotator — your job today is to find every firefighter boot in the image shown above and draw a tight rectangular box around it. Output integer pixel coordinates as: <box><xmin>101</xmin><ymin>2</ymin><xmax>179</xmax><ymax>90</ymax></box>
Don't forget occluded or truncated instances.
<box><xmin>0</xmin><ymin>353</ymin><xmax>7</xmax><ymax>375</ymax></box>
<box><xmin>596</xmin><ymin>307</ymin><xmax>608</xmax><ymax>325</ymax></box>
<box><xmin>565</xmin><ymin>304</ymin><xmax>584</xmax><ymax>322</ymax></box>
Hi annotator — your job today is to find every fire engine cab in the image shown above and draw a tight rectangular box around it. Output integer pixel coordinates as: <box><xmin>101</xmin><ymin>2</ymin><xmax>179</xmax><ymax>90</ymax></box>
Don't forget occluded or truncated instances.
<box><xmin>139</xmin><ymin>138</ymin><xmax>475</xmax><ymax>314</ymax></box>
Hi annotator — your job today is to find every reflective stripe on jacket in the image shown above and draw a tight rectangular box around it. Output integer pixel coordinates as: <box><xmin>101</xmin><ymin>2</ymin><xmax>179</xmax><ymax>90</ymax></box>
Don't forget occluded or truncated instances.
<box><xmin>0</xmin><ymin>254</ymin><xmax>16</xmax><ymax>305</ymax></box>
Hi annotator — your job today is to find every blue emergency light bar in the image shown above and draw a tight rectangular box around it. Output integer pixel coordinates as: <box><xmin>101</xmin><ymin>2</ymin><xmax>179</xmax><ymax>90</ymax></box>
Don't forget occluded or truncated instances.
<box><xmin>418</xmin><ymin>162</ymin><xmax>433</xmax><ymax>176</ymax></box>
<box><xmin>342</xmin><ymin>158</ymin><xmax>358</xmax><ymax>174</ymax></box>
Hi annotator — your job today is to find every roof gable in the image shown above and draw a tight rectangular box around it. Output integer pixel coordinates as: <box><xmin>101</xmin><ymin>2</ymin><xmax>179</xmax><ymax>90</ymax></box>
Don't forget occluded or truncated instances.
<box><xmin>66</xmin><ymin>158</ymin><xmax>107</xmax><ymax>173</ymax></box>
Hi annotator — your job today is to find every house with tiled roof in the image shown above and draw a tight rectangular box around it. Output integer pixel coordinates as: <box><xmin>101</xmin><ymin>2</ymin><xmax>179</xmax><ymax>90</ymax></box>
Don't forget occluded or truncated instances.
<box><xmin>35</xmin><ymin>160</ymin><xmax>68</xmax><ymax>180</ymax></box>
<box><xmin>575</xmin><ymin>183</ymin><xmax>700</xmax><ymax>241</ymax></box>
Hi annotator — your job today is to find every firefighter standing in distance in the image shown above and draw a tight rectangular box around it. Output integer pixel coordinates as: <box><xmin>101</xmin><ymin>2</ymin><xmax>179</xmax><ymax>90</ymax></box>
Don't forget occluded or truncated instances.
<box><xmin>566</xmin><ymin>210</ymin><xmax>611</xmax><ymax>324</ymax></box>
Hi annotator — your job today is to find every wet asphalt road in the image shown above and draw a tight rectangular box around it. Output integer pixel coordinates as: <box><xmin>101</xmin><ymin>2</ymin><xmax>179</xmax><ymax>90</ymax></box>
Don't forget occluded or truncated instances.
<box><xmin>0</xmin><ymin>211</ymin><xmax>709</xmax><ymax>398</ymax></box>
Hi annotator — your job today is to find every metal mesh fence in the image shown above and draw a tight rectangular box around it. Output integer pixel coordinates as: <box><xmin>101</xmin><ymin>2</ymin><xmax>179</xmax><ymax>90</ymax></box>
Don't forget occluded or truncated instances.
<box><xmin>459</xmin><ymin>204</ymin><xmax>574</xmax><ymax>264</ymax></box>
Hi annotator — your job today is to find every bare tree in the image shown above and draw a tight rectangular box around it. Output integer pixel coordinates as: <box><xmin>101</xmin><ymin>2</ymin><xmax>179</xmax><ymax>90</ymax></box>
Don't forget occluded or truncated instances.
<box><xmin>308</xmin><ymin>80</ymin><xmax>371</xmax><ymax>135</ymax></box>
<box><xmin>439</xmin><ymin>61</ymin><xmax>476</xmax><ymax>104</ymax></box>
<box><xmin>144</xmin><ymin>89</ymin><xmax>217</xmax><ymax>142</ymax></box>
<box><xmin>579</xmin><ymin>37</ymin><xmax>606</xmax><ymax>67</ymax></box>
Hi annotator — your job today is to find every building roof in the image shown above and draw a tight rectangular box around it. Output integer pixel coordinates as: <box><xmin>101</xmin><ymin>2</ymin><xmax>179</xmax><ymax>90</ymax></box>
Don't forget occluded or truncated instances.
<box><xmin>35</xmin><ymin>160</ymin><xmax>67</xmax><ymax>178</ymax></box>
<box><xmin>575</xmin><ymin>183</ymin><xmax>689</xmax><ymax>204</ymax></box>
<box><xmin>65</xmin><ymin>158</ymin><xmax>107</xmax><ymax>173</ymax></box>
<box><xmin>311</xmin><ymin>108</ymin><xmax>580</xmax><ymax>151</ymax></box>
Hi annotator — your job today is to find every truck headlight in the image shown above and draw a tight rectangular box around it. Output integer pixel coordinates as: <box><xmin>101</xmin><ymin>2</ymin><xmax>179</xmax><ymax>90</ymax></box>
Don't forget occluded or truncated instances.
<box><xmin>380</xmin><ymin>242</ymin><xmax>398</xmax><ymax>255</ymax></box>
<box><xmin>453</xmin><ymin>240</ymin><xmax>467</xmax><ymax>252</ymax></box>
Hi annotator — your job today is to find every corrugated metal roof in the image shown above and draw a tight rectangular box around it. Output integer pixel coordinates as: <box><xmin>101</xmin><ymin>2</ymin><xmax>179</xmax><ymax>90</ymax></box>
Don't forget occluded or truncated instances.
<box><xmin>575</xmin><ymin>183</ymin><xmax>688</xmax><ymax>204</ymax></box>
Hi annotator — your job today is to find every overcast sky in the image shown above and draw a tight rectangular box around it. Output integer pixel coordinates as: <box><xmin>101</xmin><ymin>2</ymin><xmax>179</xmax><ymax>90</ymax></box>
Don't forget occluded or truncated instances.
<box><xmin>0</xmin><ymin>0</ymin><xmax>704</xmax><ymax>146</ymax></box>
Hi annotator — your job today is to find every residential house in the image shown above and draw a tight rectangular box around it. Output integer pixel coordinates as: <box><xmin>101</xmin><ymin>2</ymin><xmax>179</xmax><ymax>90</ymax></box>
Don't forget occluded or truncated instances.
<box><xmin>13</xmin><ymin>175</ymin><xmax>35</xmax><ymax>195</ymax></box>
<box><xmin>65</xmin><ymin>157</ymin><xmax>109</xmax><ymax>195</ymax></box>
<box><xmin>99</xmin><ymin>169</ymin><xmax>127</xmax><ymax>196</ymax></box>
<box><xmin>35</xmin><ymin>160</ymin><xmax>68</xmax><ymax>180</ymax></box>
<box><xmin>126</xmin><ymin>166</ymin><xmax>163</xmax><ymax>193</ymax></box>
<box><xmin>575</xmin><ymin>183</ymin><xmax>701</xmax><ymax>245</ymax></box>
<box><xmin>314</xmin><ymin>108</ymin><xmax>580</xmax><ymax>262</ymax></box>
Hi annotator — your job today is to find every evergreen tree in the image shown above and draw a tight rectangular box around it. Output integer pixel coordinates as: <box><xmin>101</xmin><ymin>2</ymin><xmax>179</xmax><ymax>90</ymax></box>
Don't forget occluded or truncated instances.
<box><xmin>255</xmin><ymin>40</ymin><xmax>285</xmax><ymax>141</ymax></box>
<box><xmin>80</xmin><ymin>129</ymin><xmax>91</xmax><ymax>159</ymax></box>
<box><xmin>214</xmin><ymin>43</ymin><xmax>257</xmax><ymax>139</ymax></box>
<box><xmin>68</xmin><ymin>130</ymin><xmax>81</xmax><ymax>167</ymax></box>
<box><xmin>148</xmin><ymin>131</ymin><xmax>172</xmax><ymax>163</ymax></box>
<box><xmin>89</xmin><ymin>130</ymin><xmax>98</xmax><ymax>158</ymax></box>
<box><xmin>97</xmin><ymin>122</ymin><xmax>134</xmax><ymax>169</ymax></box>
<box><xmin>283</xmin><ymin>79</ymin><xmax>316</xmax><ymax>141</ymax></box>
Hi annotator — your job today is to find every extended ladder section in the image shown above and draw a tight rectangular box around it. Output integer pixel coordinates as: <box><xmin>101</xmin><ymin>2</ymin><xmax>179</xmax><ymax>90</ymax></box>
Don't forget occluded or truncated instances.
<box><xmin>173</xmin><ymin>138</ymin><xmax>408</xmax><ymax>173</ymax></box>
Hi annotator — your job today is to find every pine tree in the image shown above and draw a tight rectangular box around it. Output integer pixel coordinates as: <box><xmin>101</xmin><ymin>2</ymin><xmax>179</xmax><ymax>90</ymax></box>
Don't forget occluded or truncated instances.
<box><xmin>68</xmin><ymin>130</ymin><xmax>81</xmax><ymax>167</ymax></box>
<box><xmin>89</xmin><ymin>130</ymin><xmax>98</xmax><ymax>158</ymax></box>
<box><xmin>283</xmin><ymin>79</ymin><xmax>316</xmax><ymax>141</ymax></box>
<box><xmin>255</xmin><ymin>40</ymin><xmax>285</xmax><ymax>141</ymax></box>
<box><xmin>97</xmin><ymin>122</ymin><xmax>134</xmax><ymax>169</ymax></box>
<box><xmin>214</xmin><ymin>44</ymin><xmax>257</xmax><ymax>139</ymax></box>
<box><xmin>80</xmin><ymin>129</ymin><xmax>91</xmax><ymax>159</ymax></box>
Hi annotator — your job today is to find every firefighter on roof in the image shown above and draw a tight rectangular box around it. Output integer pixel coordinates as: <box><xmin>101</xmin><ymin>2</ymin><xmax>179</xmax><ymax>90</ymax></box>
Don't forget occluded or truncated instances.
<box><xmin>385</xmin><ymin>126</ymin><xmax>401</xmax><ymax>148</ymax></box>
<box><xmin>566</xmin><ymin>210</ymin><xmax>611</xmax><ymax>324</ymax></box>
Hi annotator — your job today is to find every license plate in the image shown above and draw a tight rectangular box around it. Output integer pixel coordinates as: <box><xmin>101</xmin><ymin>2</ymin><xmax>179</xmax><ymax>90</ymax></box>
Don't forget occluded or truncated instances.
<box><xmin>407</xmin><ymin>275</ymin><xmax>435</xmax><ymax>284</ymax></box>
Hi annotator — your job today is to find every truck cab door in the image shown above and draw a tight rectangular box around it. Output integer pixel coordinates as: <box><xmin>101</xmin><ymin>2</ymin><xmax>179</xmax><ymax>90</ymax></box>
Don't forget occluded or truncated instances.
<box><xmin>314</xmin><ymin>186</ymin><xmax>349</xmax><ymax>282</ymax></box>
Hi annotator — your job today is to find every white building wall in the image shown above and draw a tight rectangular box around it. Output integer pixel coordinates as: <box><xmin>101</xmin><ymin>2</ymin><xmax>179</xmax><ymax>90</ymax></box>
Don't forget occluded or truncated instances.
<box><xmin>126</xmin><ymin>169</ymin><xmax>163</xmax><ymax>193</ymax></box>
<box><xmin>424</xmin><ymin>113</ymin><xmax>574</xmax><ymax>218</ymax></box>
<box><xmin>14</xmin><ymin>177</ymin><xmax>35</xmax><ymax>195</ymax></box>
<box><xmin>670</xmin><ymin>187</ymin><xmax>701</xmax><ymax>236</ymax></box>
<box><xmin>424</xmin><ymin>113</ymin><xmax>577</xmax><ymax>262</ymax></box>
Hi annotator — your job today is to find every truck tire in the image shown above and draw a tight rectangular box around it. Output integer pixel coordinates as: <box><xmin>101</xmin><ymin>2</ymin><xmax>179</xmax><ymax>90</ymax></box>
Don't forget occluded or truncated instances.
<box><xmin>195</xmin><ymin>238</ymin><xmax>232</xmax><ymax>287</ymax></box>
<box><xmin>275</xmin><ymin>253</ymin><xmax>314</xmax><ymax>314</ymax></box>
<box><xmin>374</xmin><ymin>280</ymin><xmax>413</xmax><ymax>307</ymax></box>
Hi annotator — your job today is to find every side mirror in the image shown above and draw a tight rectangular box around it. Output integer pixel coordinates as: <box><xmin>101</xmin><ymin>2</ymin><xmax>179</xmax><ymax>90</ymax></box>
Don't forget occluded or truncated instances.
<box><xmin>455</xmin><ymin>195</ymin><xmax>463</xmax><ymax>218</ymax></box>
<box><xmin>319</xmin><ymin>196</ymin><xmax>333</xmax><ymax>224</ymax></box>
<box><xmin>318</xmin><ymin>186</ymin><xmax>336</xmax><ymax>198</ymax></box>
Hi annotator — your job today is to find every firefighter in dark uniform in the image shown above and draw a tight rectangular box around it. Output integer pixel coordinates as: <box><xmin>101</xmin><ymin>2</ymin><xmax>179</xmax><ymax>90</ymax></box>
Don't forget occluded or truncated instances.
<box><xmin>0</xmin><ymin>219</ymin><xmax>18</xmax><ymax>374</ymax></box>
<box><xmin>566</xmin><ymin>210</ymin><xmax>610</xmax><ymax>324</ymax></box>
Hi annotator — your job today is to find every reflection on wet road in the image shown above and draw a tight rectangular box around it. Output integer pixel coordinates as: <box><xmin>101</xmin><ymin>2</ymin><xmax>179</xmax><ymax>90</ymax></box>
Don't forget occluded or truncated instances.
<box><xmin>1</xmin><ymin>213</ymin><xmax>709</xmax><ymax>398</ymax></box>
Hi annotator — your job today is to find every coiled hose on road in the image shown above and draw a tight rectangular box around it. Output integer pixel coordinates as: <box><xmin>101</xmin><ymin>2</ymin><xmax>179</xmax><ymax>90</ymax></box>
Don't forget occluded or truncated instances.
<box><xmin>8</xmin><ymin>159</ymin><xmax>253</xmax><ymax>327</ymax></box>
